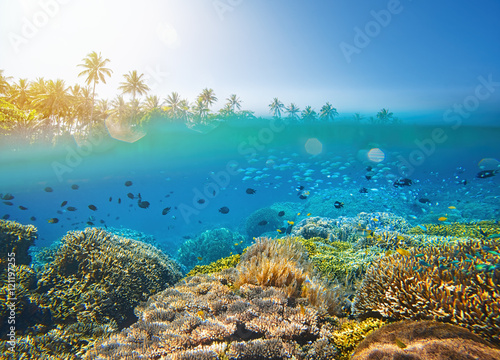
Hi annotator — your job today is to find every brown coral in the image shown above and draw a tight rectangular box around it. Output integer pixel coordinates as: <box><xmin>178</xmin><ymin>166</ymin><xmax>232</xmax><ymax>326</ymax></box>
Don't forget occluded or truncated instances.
<box><xmin>84</xmin><ymin>272</ymin><xmax>340</xmax><ymax>359</ymax></box>
<box><xmin>0</xmin><ymin>219</ymin><xmax>37</xmax><ymax>269</ymax></box>
<box><xmin>351</xmin><ymin>320</ymin><xmax>500</xmax><ymax>360</ymax></box>
<box><xmin>354</xmin><ymin>237</ymin><xmax>500</xmax><ymax>344</ymax></box>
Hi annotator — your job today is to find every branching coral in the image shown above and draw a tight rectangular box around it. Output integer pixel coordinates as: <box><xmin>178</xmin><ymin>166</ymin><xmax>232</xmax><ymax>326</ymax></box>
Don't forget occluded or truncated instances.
<box><xmin>186</xmin><ymin>254</ymin><xmax>241</xmax><ymax>277</ymax></box>
<box><xmin>351</xmin><ymin>320</ymin><xmax>500</xmax><ymax>360</ymax></box>
<box><xmin>0</xmin><ymin>219</ymin><xmax>37</xmax><ymax>268</ymax></box>
<box><xmin>409</xmin><ymin>220</ymin><xmax>500</xmax><ymax>239</ymax></box>
<box><xmin>234</xmin><ymin>237</ymin><xmax>341</xmax><ymax>316</ymax></box>
<box><xmin>84</xmin><ymin>273</ymin><xmax>341</xmax><ymax>359</ymax></box>
<box><xmin>354</xmin><ymin>237</ymin><xmax>500</xmax><ymax>344</ymax></box>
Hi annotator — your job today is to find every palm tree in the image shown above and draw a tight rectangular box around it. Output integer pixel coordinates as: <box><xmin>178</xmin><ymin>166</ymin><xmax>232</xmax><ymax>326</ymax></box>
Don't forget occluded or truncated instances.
<box><xmin>319</xmin><ymin>102</ymin><xmax>338</xmax><ymax>122</ymax></box>
<box><xmin>198</xmin><ymin>88</ymin><xmax>217</xmax><ymax>109</ymax></box>
<box><xmin>0</xmin><ymin>70</ymin><xmax>12</xmax><ymax>96</ymax></box>
<box><xmin>225</xmin><ymin>94</ymin><xmax>242</xmax><ymax>112</ymax></box>
<box><xmin>7</xmin><ymin>78</ymin><xmax>31</xmax><ymax>109</ymax></box>
<box><xmin>118</xmin><ymin>70</ymin><xmax>150</xmax><ymax>101</ymax></box>
<box><xmin>269</xmin><ymin>98</ymin><xmax>284</xmax><ymax>118</ymax></box>
<box><xmin>178</xmin><ymin>99</ymin><xmax>191</xmax><ymax>122</ymax></box>
<box><xmin>301</xmin><ymin>106</ymin><xmax>317</xmax><ymax>123</ymax></box>
<box><xmin>376</xmin><ymin>108</ymin><xmax>393</xmax><ymax>124</ymax></box>
<box><xmin>111</xmin><ymin>95</ymin><xmax>128</xmax><ymax>120</ymax></box>
<box><xmin>191</xmin><ymin>97</ymin><xmax>209</xmax><ymax>123</ymax></box>
<box><xmin>352</xmin><ymin>113</ymin><xmax>364</xmax><ymax>123</ymax></box>
<box><xmin>77</xmin><ymin>51</ymin><xmax>112</xmax><ymax>125</ymax></box>
<box><xmin>32</xmin><ymin>79</ymin><xmax>71</xmax><ymax>132</ymax></box>
<box><xmin>285</xmin><ymin>103</ymin><xmax>300</xmax><ymax>121</ymax></box>
<box><xmin>164</xmin><ymin>92</ymin><xmax>182</xmax><ymax>118</ymax></box>
<box><xmin>143</xmin><ymin>95</ymin><xmax>164</xmax><ymax>112</ymax></box>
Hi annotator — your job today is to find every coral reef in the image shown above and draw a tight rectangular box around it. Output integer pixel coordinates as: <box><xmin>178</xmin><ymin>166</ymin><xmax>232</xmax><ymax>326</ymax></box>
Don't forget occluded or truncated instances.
<box><xmin>0</xmin><ymin>228</ymin><xmax>182</xmax><ymax>359</ymax></box>
<box><xmin>354</xmin><ymin>237</ymin><xmax>500</xmax><ymax>344</ymax></box>
<box><xmin>245</xmin><ymin>207</ymin><xmax>282</xmax><ymax>238</ymax></box>
<box><xmin>330</xmin><ymin>318</ymin><xmax>386</xmax><ymax>360</ymax></box>
<box><xmin>235</xmin><ymin>237</ymin><xmax>341</xmax><ymax>315</ymax></box>
<box><xmin>351</xmin><ymin>320</ymin><xmax>500</xmax><ymax>360</ymax></box>
<box><xmin>177</xmin><ymin>228</ymin><xmax>245</xmax><ymax>271</ymax></box>
<box><xmin>84</xmin><ymin>272</ymin><xmax>341</xmax><ymax>359</ymax></box>
<box><xmin>409</xmin><ymin>220</ymin><xmax>500</xmax><ymax>239</ymax></box>
<box><xmin>186</xmin><ymin>254</ymin><xmax>241</xmax><ymax>277</ymax></box>
<box><xmin>0</xmin><ymin>219</ymin><xmax>37</xmax><ymax>268</ymax></box>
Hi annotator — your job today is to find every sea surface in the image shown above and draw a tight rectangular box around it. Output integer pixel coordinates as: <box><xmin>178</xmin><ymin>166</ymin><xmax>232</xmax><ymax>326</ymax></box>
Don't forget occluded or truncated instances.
<box><xmin>1</xmin><ymin>119</ymin><xmax>499</xmax><ymax>264</ymax></box>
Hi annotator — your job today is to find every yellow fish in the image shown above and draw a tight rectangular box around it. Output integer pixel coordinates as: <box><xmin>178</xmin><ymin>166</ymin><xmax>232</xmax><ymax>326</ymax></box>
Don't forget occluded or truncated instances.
<box><xmin>448</xmin><ymin>206</ymin><xmax>456</xmax><ymax>209</ymax></box>
<box><xmin>372</xmin><ymin>218</ymin><xmax>379</xmax><ymax>222</ymax></box>
<box><xmin>395</xmin><ymin>338</ymin><xmax>407</xmax><ymax>349</ymax></box>
<box><xmin>297</xmin><ymin>213</ymin><xmax>301</xmax><ymax>216</ymax></box>
<box><xmin>438</xmin><ymin>217</ymin><xmax>447</xmax><ymax>221</ymax></box>
<box><xmin>277</xmin><ymin>229</ymin><xmax>282</xmax><ymax>233</ymax></box>
<box><xmin>197</xmin><ymin>256</ymin><xmax>203</xmax><ymax>261</ymax></box>
<box><xmin>234</xmin><ymin>243</ymin><xmax>239</xmax><ymax>246</ymax></box>
<box><xmin>396</xmin><ymin>248</ymin><xmax>411</xmax><ymax>256</ymax></box>
<box><xmin>307</xmin><ymin>213</ymin><xmax>311</xmax><ymax>216</ymax></box>
<box><xmin>288</xmin><ymin>221</ymin><xmax>294</xmax><ymax>225</ymax></box>
<box><xmin>197</xmin><ymin>310</ymin><xmax>206</xmax><ymax>320</ymax></box>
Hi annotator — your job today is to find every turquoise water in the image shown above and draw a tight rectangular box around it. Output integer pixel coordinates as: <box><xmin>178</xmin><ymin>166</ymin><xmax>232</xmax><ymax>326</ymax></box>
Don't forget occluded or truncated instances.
<box><xmin>1</xmin><ymin>119</ymin><xmax>499</xmax><ymax>262</ymax></box>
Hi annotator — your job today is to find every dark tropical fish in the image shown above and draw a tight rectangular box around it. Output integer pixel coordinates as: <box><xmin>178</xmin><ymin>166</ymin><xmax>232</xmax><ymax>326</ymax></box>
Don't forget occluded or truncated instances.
<box><xmin>44</xmin><ymin>187</ymin><xmax>53</xmax><ymax>192</ymax></box>
<box><xmin>359</xmin><ymin>187</ymin><xmax>368</xmax><ymax>193</ymax></box>
<box><xmin>296</xmin><ymin>185</ymin><xmax>304</xmax><ymax>191</ymax></box>
<box><xmin>162</xmin><ymin>207</ymin><xmax>171</xmax><ymax>215</ymax></box>
<box><xmin>182</xmin><ymin>235</ymin><xmax>191</xmax><ymax>239</ymax></box>
<box><xmin>419</xmin><ymin>198</ymin><xmax>431</xmax><ymax>204</ymax></box>
<box><xmin>2</xmin><ymin>193</ymin><xmax>14</xmax><ymax>200</ymax></box>
<box><xmin>3</xmin><ymin>201</ymin><xmax>13</xmax><ymax>206</ymax></box>
<box><xmin>124</xmin><ymin>180</ymin><xmax>133</xmax><ymax>186</ymax></box>
<box><xmin>165</xmin><ymin>194</ymin><xmax>170</xmax><ymax>198</ymax></box>
<box><xmin>197</xmin><ymin>199</ymin><xmax>205</xmax><ymax>204</ymax></box>
<box><xmin>67</xmin><ymin>206</ymin><xmax>77</xmax><ymax>211</ymax></box>
<box><xmin>212</xmin><ymin>190</ymin><xmax>216</xmax><ymax>196</ymax></box>
<box><xmin>366</xmin><ymin>166</ymin><xmax>373</xmax><ymax>172</ymax></box>
<box><xmin>197</xmin><ymin>256</ymin><xmax>203</xmax><ymax>261</ymax></box>
<box><xmin>118</xmin><ymin>198</ymin><xmax>121</xmax><ymax>204</ymax></box>
<box><xmin>127</xmin><ymin>193</ymin><xmax>135</xmax><ymax>199</ymax></box>
<box><xmin>393</xmin><ymin>178</ymin><xmax>412</xmax><ymax>187</ymax></box>
<box><xmin>19</xmin><ymin>205</ymin><xmax>28</xmax><ymax>210</ymax></box>
<box><xmin>100</xmin><ymin>220</ymin><xmax>105</xmax><ymax>224</ymax></box>
<box><xmin>365</xmin><ymin>175</ymin><xmax>372</xmax><ymax>180</ymax></box>
<box><xmin>30</xmin><ymin>216</ymin><xmax>36</xmax><ymax>221</ymax></box>
<box><xmin>278</xmin><ymin>211</ymin><xmax>285</xmax><ymax>217</ymax></box>
<box><xmin>109</xmin><ymin>197</ymin><xmax>112</xmax><ymax>202</ymax></box>
<box><xmin>258</xmin><ymin>220</ymin><xmax>268</xmax><ymax>226</ymax></box>
<box><xmin>138</xmin><ymin>200</ymin><xmax>150</xmax><ymax>209</ymax></box>
<box><xmin>334</xmin><ymin>201</ymin><xmax>344</xmax><ymax>209</ymax></box>
<box><xmin>57</xmin><ymin>210</ymin><xmax>63</xmax><ymax>214</ymax></box>
<box><xmin>87</xmin><ymin>221</ymin><xmax>94</xmax><ymax>225</ymax></box>
<box><xmin>286</xmin><ymin>225</ymin><xmax>293</xmax><ymax>234</ymax></box>
<box><xmin>88</xmin><ymin>205</ymin><xmax>98</xmax><ymax>211</ymax></box>
<box><xmin>246</xmin><ymin>188</ymin><xmax>256</xmax><ymax>194</ymax></box>
<box><xmin>219</xmin><ymin>206</ymin><xmax>229</xmax><ymax>214</ymax></box>
<box><xmin>476</xmin><ymin>170</ymin><xmax>498</xmax><ymax>179</ymax></box>
<box><xmin>299</xmin><ymin>195</ymin><xmax>307</xmax><ymax>200</ymax></box>
<box><xmin>2</xmin><ymin>214</ymin><xmax>10</xmax><ymax>219</ymax></box>
<box><xmin>71</xmin><ymin>184</ymin><xmax>79</xmax><ymax>190</ymax></box>
<box><xmin>47</xmin><ymin>218</ymin><xmax>59</xmax><ymax>224</ymax></box>
<box><xmin>61</xmin><ymin>201</ymin><xmax>68</xmax><ymax>207</ymax></box>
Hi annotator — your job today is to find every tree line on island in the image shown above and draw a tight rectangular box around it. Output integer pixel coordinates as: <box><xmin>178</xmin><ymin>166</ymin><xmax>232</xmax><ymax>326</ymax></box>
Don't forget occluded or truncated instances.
<box><xmin>0</xmin><ymin>51</ymin><xmax>400</xmax><ymax>144</ymax></box>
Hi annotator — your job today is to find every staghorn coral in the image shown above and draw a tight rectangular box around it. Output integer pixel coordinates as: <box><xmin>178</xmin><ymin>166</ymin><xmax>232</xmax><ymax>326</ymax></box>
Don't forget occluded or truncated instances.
<box><xmin>245</xmin><ymin>207</ymin><xmax>282</xmax><ymax>238</ymax></box>
<box><xmin>177</xmin><ymin>228</ymin><xmax>245</xmax><ymax>271</ymax></box>
<box><xmin>84</xmin><ymin>272</ymin><xmax>340</xmax><ymax>359</ymax></box>
<box><xmin>351</xmin><ymin>320</ymin><xmax>500</xmax><ymax>360</ymax></box>
<box><xmin>235</xmin><ymin>237</ymin><xmax>341</xmax><ymax>315</ymax></box>
<box><xmin>354</xmin><ymin>237</ymin><xmax>500</xmax><ymax>344</ymax></box>
<box><xmin>0</xmin><ymin>219</ymin><xmax>37</xmax><ymax>269</ymax></box>
<box><xmin>186</xmin><ymin>254</ymin><xmax>241</xmax><ymax>277</ymax></box>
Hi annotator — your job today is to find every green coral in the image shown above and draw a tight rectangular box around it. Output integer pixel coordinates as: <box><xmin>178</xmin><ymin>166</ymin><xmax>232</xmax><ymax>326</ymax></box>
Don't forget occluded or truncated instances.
<box><xmin>177</xmin><ymin>227</ymin><xmax>245</xmax><ymax>271</ymax></box>
<box><xmin>409</xmin><ymin>220</ymin><xmax>500</xmax><ymax>239</ymax></box>
<box><xmin>186</xmin><ymin>254</ymin><xmax>241</xmax><ymax>277</ymax></box>
<box><xmin>331</xmin><ymin>318</ymin><xmax>386</xmax><ymax>360</ymax></box>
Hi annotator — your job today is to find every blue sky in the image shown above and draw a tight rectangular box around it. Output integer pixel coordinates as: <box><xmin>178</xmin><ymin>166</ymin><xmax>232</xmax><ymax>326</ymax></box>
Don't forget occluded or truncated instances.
<box><xmin>1</xmin><ymin>0</ymin><xmax>499</xmax><ymax>122</ymax></box>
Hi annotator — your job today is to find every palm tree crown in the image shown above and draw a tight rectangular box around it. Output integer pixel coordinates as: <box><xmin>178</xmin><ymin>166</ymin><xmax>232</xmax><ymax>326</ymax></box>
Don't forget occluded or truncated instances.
<box><xmin>119</xmin><ymin>70</ymin><xmax>150</xmax><ymax>100</ymax></box>
<box><xmin>269</xmin><ymin>98</ymin><xmax>284</xmax><ymax>118</ymax></box>
<box><xmin>319</xmin><ymin>102</ymin><xmax>338</xmax><ymax>121</ymax></box>
<box><xmin>225</xmin><ymin>94</ymin><xmax>242</xmax><ymax>112</ymax></box>
<box><xmin>198</xmin><ymin>88</ymin><xmax>217</xmax><ymax>109</ymax></box>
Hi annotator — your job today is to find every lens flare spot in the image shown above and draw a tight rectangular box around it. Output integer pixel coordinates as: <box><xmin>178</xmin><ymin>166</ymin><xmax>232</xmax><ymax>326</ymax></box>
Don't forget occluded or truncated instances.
<box><xmin>368</xmin><ymin>148</ymin><xmax>385</xmax><ymax>163</ymax></box>
<box><xmin>305</xmin><ymin>138</ymin><xmax>322</xmax><ymax>155</ymax></box>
